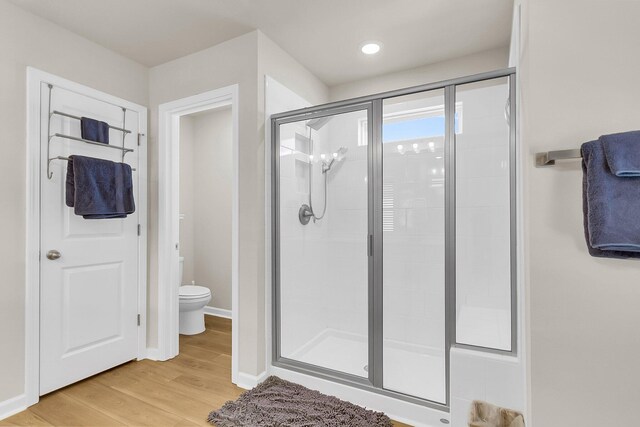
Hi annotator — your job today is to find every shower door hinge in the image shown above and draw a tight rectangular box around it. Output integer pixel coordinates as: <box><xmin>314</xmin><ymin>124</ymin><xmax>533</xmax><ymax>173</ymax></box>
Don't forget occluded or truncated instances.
<box><xmin>137</xmin><ymin>314</ymin><xmax>141</xmax><ymax>326</ymax></box>
<box><xmin>137</xmin><ymin>224</ymin><xmax>141</xmax><ymax>236</ymax></box>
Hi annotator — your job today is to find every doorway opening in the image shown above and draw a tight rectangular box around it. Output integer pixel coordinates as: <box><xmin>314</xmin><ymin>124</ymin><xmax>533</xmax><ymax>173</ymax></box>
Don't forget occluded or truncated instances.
<box><xmin>157</xmin><ymin>86</ymin><xmax>239</xmax><ymax>384</ymax></box>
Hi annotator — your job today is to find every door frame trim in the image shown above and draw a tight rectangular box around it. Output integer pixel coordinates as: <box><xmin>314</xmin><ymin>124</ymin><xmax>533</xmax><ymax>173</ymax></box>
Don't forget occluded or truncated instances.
<box><xmin>156</xmin><ymin>85</ymin><xmax>240</xmax><ymax>384</ymax></box>
<box><xmin>25</xmin><ymin>67</ymin><xmax>148</xmax><ymax>406</ymax></box>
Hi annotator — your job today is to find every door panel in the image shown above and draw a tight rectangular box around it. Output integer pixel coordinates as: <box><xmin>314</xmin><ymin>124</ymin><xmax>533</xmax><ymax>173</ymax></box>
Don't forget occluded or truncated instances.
<box><xmin>454</xmin><ymin>77</ymin><xmax>512</xmax><ymax>351</ymax></box>
<box><xmin>381</xmin><ymin>89</ymin><xmax>447</xmax><ymax>403</ymax></box>
<box><xmin>62</xmin><ymin>262</ymin><xmax>123</xmax><ymax>354</ymax></box>
<box><xmin>39</xmin><ymin>83</ymin><xmax>140</xmax><ymax>395</ymax></box>
<box><xmin>277</xmin><ymin>106</ymin><xmax>371</xmax><ymax>379</ymax></box>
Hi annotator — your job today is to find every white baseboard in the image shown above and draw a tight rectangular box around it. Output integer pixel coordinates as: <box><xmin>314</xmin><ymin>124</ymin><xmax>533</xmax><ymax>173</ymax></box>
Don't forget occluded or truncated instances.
<box><xmin>204</xmin><ymin>306</ymin><xmax>232</xmax><ymax>319</ymax></box>
<box><xmin>145</xmin><ymin>347</ymin><xmax>164</xmax><ymax>361</ymax></box>
<box><xmin>145</xmin><ymin>347</ymin><xmax>178</xmax><ymax>362</ymax></box>
<box><xmin>235</xmin><ymin>371</ymin><xmax>268</xmax><ymax>390</ymax></box>
<box><xmin>0</xmin><ymin>394</ymin><xmax>27</xmax><ymax>421</ymax></box>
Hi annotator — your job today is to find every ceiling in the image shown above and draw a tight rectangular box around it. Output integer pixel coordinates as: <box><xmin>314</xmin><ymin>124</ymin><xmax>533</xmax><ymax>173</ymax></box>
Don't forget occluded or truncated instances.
<box><xmin>9</xmin><ymin>0</ymin><xmax>513</xmax><ymax>86</ymax></box>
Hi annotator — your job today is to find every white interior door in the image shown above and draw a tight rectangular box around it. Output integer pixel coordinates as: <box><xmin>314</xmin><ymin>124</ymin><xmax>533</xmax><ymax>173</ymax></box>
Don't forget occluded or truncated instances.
<box><xmin>39</xmin><ymin>84</ymin><xmax>141</xmax><ymax>395</ymax></box>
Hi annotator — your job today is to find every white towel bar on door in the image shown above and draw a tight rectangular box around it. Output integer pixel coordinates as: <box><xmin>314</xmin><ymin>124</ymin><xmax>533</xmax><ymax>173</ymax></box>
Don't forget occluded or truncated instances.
<box><xmin>46</xmin><ymin>84</ymin><xmax>135</xmax><ymax>179</ymax></box>
<box><xmin>50</xmin><ymin>133</ymin><xmax>134</xmax><ymax>153</ymax></box>
<box><xmin>50</xmin><ymin>110</ymin><xmax>131</xmax><ymax>134</ymax></box>
<box><xmin>49</xmin><ymin>156</ymin><xmax>136</xmax><ymax>172</ymax></box>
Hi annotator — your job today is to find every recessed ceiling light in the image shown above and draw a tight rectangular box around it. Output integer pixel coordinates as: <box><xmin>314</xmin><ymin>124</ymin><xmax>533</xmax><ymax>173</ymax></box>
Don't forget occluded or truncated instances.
<box><xmin>360</xmin><ymin>42</ymin><xmax>381</xmax><ymax>55</ymax></box>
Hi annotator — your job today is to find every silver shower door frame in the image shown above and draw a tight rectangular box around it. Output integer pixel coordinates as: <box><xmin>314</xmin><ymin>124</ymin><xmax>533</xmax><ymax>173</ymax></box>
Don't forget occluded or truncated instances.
<box><xmin>271</xmin><ymin>67</ymin><xmax>517</xmax><ymax>411</ymax></box>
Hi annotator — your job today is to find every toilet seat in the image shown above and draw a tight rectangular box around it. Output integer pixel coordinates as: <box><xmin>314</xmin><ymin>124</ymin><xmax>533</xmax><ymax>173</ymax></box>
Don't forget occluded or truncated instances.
<box><xmin>179</xmin><ymin>285</ymin><xmax>211</xmax><ymax>299</ymax></box>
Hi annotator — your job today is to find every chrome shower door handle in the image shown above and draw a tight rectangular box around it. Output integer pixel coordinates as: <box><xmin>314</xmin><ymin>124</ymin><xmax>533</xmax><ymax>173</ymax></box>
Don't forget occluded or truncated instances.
<box><xmin>46</xmin><ymin>250</ymin><xmax>61</xmax><ymax>260</ymax></box>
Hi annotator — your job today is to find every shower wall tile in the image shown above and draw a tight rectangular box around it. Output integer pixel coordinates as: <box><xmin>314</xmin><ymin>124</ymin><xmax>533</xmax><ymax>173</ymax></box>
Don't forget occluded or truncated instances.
<box><xmin>457</xmin><ymin>207</ymin><xmax>509</xmax><ymax>238</ymax></box>
<box><xmin>456</xmin><ymin>145</ymin><xmax>509</xmax><ymax>179</ymax></box>
<box><xmin>328</xmin><ymin>208</ymin><xmax>367</xmax><ymax>236</ymax></box>
<box><xmin>331</xmin><ymin>183</ymin><xmax>367</xmax><ymax>210</ymax></box>
<box><xmin>403</xmin><ymin>207</ymin><xmax>445</xmax><ymax>236</ymax></box>
<box><xmin>456</xmin><ymin>176</ymin><xmax>509</xmax><ymax>208</ymax></box>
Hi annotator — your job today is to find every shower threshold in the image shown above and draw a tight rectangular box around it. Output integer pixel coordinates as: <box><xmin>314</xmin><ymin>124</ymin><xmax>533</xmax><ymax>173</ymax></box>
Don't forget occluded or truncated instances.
<box><xmin>287</xmin><ymin>328</ymin><xmax>446</xmax><ymax>403</ymax></box>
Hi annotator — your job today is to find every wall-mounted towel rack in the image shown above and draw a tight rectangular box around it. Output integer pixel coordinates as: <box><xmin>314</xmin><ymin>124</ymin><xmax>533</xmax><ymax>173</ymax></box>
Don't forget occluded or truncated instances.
<box><xmin>536</xmin><ymin>149</ymin><xmax>582</xmax><ymax>167</ymax></box>
<box><xmin>46</xmin><ymin>84</ymin><xmax>135</xmax><ymax>179</ymax></box>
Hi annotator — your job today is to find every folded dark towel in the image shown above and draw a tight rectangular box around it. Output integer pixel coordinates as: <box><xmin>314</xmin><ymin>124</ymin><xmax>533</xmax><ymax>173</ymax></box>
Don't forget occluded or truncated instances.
<box><xmin>81</xmin><ymin>117</ymin><xmax>110</xmax><ymax>144</ymax></box>
<box><xmin>66</xmin><ymin>155</ymin><xmax>135</xmax><ymax>219</ymax></box>
<box><xmin>582</xmin><ymin>140</ymin><xmax>640</xmax><ymax>258</ymax></box>
<box><xmin>601</xmin><ymin>130</ymin><xmax>640</xmax><ymax>177</ymax></box>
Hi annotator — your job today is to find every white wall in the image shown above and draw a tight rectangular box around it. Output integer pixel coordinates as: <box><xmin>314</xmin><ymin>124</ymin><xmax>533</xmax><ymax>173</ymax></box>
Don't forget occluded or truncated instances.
<box><xmin>329</xmin><ymin>47</ymin><xmax>509</xmax><ymax>101</ymax></box>
<box><xmin>193</xmin><ymin>109</ymin><xmax>233</xmax><ymax>310</ymax></box>
<box><xmin>521</xmin><ymin>1</ymin><xmax>640</xmax><ymax>425</ymax></box>
<box><xmin>0</xmin><ymin>0</ymin><xmax>148</xmax><ymax>406</ymax></box>
<box><xmin>179</xmin><ymin>116</ymin><xmax>196</xmax><ymax>283</ymax></box>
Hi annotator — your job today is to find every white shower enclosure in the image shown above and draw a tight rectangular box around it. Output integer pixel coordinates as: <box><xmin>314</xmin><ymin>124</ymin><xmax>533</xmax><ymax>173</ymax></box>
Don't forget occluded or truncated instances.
<box><xmin>271</xmin><ymin>69</ymin><xmax>517</xmax><ymax>409</ymax></box>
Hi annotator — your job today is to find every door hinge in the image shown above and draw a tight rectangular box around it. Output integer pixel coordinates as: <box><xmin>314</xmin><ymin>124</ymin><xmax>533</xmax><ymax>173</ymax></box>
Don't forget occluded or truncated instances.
<box><xmin>137</xmin><ymin>133</ymin><xmax>143</xmax><ymax>146</ymax></box>
<box><xmin>137</xmin><ymin>224</ymin><xmax>141</xmax><ymax>236</ymax></box>
<box><xmin>368</xmin><ymin>234</ymin><xmax>373</xmax><ymax>256</ymax></box>
<box><xmin>137</xmin><ymin>314</ymin><xmax>141</xmax><ymax>326</ymax></box>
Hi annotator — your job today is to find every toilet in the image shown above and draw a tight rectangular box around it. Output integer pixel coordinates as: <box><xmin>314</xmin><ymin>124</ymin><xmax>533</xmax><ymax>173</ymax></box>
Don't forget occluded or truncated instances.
<box><xmin>179</xmin><ymin>257</ymin><xmax>212</xmax><ymax>335</ymax></box>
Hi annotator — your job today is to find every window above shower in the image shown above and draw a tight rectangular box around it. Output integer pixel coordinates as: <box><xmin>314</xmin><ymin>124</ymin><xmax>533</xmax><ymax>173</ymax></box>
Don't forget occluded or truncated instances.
<box><xmin>357</xmin><ymin>102</ymin><xmax>463</xmax><ymax>147</ymax></box>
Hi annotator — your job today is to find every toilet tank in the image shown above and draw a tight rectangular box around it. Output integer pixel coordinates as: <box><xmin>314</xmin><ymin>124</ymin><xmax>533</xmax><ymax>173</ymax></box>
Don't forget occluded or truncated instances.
<box><xmin>179</xmin><ymin>257</ymin><xmax>184</xmax><ymax>287</ymax></box>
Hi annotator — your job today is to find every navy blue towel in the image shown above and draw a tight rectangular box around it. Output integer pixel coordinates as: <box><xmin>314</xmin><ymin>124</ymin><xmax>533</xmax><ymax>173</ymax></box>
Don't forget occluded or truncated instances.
<box><xmin>601</xmin><ymin>130</ymin><xmax>640</xmax><ymax>177</ymax></box>
<box><xmin>81</xmin><ymin>117</ymin><xmax>110</xmax><ymax>144</ymax></box>
<box><xmin>66</xmin><ymin>155</ymin><xmax>135</xmax><ymax>219</ymax></box>
<box><xmin>582</xmin><ymin>140</ymin><xmax>640</xmax><ymax>258</ymax></box>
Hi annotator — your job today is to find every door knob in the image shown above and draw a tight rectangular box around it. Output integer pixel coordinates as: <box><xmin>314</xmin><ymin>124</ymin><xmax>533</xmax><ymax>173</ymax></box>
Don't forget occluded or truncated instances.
<box><xmin>46</xmin><ymin>250</ymin><xmax>61</xmax><ymax>260</ymax></box>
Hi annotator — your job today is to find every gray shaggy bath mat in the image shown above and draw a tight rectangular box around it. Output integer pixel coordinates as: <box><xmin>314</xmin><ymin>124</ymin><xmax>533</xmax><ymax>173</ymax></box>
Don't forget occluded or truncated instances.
<box><xmin>207</xmin><ymin>376</ymin><xmax>392</xmax><ymax>427</ymax></box>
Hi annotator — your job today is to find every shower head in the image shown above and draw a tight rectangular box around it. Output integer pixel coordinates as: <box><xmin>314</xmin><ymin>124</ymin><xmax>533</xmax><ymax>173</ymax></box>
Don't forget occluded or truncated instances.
<box><xmin>322</xmin><ymin>146</ymin><xmax>348</xmax><ymax>173</ymax></box>
<box><xmin>332</xmin><ymin>146</ymin><xmax>348</xmax><ymax>162</ymax></box>
<box><xmin>306</xmin><ymin>116</ymin><xmax>333</xmax><ymax>130</ymax></box>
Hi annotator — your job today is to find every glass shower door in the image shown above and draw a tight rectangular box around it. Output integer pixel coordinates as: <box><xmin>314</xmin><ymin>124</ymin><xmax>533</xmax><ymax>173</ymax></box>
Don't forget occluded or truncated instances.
<box><xmin>272</xmin><ymin>68</ymin><xmax>516</xmax><ymax>408</ymax></box>
<box><xmin>275</xmin><ymin>105</ymin><xmax>372</xmax><ymax>379</ymax></box>
<box><xmin>455</xmin><ymin>77</ymin><xmax>514</xmax><ymax>351</ymax></box>
<box><xmin>381</xmin><ymin>89</ymin><xmax>448</xmax><ymax>403</ymax></box>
